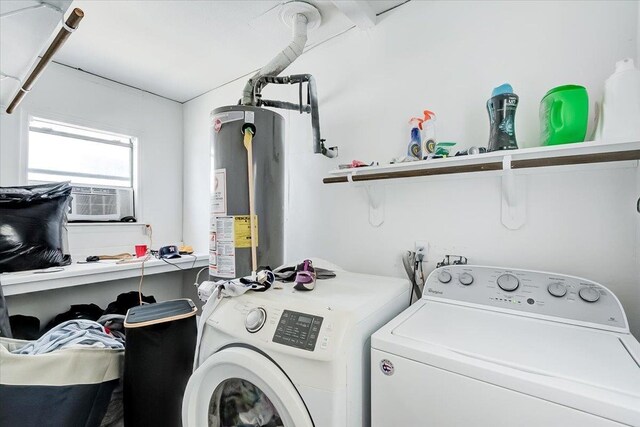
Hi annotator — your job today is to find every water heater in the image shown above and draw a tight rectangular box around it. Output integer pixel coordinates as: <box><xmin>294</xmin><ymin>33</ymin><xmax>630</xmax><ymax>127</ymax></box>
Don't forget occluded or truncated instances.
<box><xmin>209</xmin><ymin>106</ymin><xmax>285</xmax><ymax>279</ymax></box>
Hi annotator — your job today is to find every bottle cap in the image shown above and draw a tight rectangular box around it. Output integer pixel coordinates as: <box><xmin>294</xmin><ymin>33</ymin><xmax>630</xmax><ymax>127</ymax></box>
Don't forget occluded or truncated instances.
<box><xmin>492</xmin><ymin>83</ymin><xmax>514</xmax><ymax>97</ymax></box>
<box><xmin>615</xmin><ymin>58</ymin><xmax>635</xmax><ymax>73</ymax></box>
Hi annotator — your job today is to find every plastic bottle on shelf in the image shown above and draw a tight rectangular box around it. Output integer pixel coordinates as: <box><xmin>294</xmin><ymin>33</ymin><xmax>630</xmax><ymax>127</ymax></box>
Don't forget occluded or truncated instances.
<box><xmin>594</xmin><ymin>58</ymin><xmax>640</xmax><ymax>143</ymax></box>
<box><xmin>407</xmin><ymin>117</ymin><xmax>423</xmax><ymax>159</ymax></box>
<box><xmin>420</xmin><ymin>110</ymin><xmax>436</xmax><ymax>157</ymax></box>
<box><xmin>487</xmin><ymin>83</ymin><xmax>519</xmax><ymax>151</ymax></box>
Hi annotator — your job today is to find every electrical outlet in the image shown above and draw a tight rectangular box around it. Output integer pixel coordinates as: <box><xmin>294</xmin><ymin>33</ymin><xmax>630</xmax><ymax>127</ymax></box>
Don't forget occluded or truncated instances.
<box><xmin>415</xmin><ymin>241</ymin><xmax>428</xmax><ymax>261</ymax></box>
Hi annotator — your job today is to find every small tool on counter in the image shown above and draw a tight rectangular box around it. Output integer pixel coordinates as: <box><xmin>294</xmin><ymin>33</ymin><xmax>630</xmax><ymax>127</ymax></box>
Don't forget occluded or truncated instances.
<box><xmin>79</xmin><ymin>253</ymin><xmax>133</xmax><ymax>264</ymax></box>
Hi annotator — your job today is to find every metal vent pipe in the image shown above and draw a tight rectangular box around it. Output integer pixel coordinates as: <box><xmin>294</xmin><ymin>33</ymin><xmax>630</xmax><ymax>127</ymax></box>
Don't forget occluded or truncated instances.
<box><xmin>241</xmin><ymin>13</ymin><xmax>308</xmax><ymax>106</ymax></box>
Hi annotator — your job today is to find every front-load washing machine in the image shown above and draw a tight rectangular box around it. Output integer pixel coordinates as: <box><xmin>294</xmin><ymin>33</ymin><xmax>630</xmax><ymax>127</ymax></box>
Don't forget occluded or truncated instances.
<box><xmin>183</xmin><ymin>269</ymin><xmax>410</xmax><ymax>427</ymax></box>
<box><xmin>371</xmin><ymin>265</ymin><xmax>640</xmax><ymax>426</ymax></box>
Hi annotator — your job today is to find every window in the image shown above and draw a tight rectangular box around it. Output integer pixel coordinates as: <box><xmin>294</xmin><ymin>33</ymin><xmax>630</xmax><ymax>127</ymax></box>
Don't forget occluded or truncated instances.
<box><xmin>28</xmin><ymin>118</ymin><xmax>134</xmax><ymax>188</ymax></box>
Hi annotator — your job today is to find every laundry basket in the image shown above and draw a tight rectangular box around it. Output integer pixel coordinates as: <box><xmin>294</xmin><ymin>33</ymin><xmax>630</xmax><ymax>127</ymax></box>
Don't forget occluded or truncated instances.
<box><xmin>123</xmin><ymin>298</ymin><xmax>197</xmax><ymax>427</ymax></box>
<box><xmin>0</xmin><ymin>337</ymin><xmax>123</xmax><ymax>427</ymax></box>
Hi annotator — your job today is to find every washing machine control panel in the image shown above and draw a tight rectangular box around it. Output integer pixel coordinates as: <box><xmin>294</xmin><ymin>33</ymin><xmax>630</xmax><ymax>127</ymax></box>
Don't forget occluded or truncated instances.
<box><xmin>425</xmin><ymin>265</ymin><xmax>627</xmax><ymax>330</ymax></box>
<box><xmin>272</xmin><ymin>310</ymin><xmax>324</xmax><ymax>351</ymax></box>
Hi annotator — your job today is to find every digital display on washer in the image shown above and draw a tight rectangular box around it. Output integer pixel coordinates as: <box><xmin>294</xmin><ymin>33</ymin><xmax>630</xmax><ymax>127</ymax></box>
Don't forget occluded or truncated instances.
<box><xmin>273</xmin><ymin>310</ymin><xmax>323</xmax><ymax>351</ymax></box>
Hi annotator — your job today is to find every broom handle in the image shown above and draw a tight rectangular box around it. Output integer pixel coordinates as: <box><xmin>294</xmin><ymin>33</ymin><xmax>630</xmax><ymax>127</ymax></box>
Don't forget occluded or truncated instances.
<box><xmin>243</xmin><ymin>130</ymin><xmax>258</xmax><ymax>275</ymax></box>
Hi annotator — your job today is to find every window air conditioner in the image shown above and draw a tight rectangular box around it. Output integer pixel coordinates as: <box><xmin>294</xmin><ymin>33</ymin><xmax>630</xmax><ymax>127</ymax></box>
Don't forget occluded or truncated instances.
<box><xmin>69</xmin><ymin>186</ymin><xmax>134</xmax><ymax>221</ymax></box>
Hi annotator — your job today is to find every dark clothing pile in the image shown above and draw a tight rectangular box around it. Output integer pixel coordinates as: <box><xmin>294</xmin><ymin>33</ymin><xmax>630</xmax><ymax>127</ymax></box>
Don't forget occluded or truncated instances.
<box><xmin>7</xmin><ymin>291</ymin><xmax>156</xmax><ymax>340</ymax></box>
<box><xmin>44</xmin><ymin>303</ymin><xmax>104</xmax><ymax>332</ymax></box>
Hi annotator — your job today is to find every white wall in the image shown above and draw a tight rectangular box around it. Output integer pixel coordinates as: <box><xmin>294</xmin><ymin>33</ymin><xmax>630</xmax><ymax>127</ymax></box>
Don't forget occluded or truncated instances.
<box><xmin>183</xmin><ymin>0</ymin><xmax>640</xmax><ymax>337</ymax></box>
<box><xmin>1</xmin><ymin>62</ymin><xmax>187</xmax><ymax>323</ymax></box>
<box><xmin>0</xmin><ymin>62</ymin><xmax>184</xmax><ymax>251</ymax></box>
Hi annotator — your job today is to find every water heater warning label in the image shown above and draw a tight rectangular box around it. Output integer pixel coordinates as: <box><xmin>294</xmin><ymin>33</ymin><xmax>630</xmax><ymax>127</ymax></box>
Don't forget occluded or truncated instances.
<box><xmin>211</xmin><ymin>169</ymin><xmax>226</xmax><ymax>215</ymax></box>
<box><xmin>209</xmin><ymin>216</ymin><xmax>235</xmax><ymax>278</ymax></box>
<box><xmin>234</xmin><ymin>215</ymin><xmax>258</xmax><ymax>248</ymax></box>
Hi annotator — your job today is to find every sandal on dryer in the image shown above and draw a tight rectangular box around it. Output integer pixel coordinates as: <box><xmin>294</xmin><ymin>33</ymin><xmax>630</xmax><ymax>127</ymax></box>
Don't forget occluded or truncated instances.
<box><xmin>294</xmin><ymin>259</ymin><xmax>317</xmax><ymax>291</ymax></box>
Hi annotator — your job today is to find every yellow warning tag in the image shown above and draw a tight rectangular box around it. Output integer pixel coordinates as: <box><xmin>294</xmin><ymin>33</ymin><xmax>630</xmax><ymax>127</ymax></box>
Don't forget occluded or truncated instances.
<box><xmin>234</xmin><ymin>215</ymin><xmax>258</xmax><ymax>248</ymax></box>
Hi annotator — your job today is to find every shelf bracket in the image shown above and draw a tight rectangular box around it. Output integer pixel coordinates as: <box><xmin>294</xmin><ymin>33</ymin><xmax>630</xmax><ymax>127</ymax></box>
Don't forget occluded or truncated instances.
<box><xmin>348</xmin><ymin>171</ymin><xmax>384</xmax><ymax>227</ymax></box>
<box><xmin>501</xmin><ymin>155</ymin><xmax>526</xmax><ymax>230</ymax></box>
<box><xmin>364</xmin><ymin>184</ymin><xmax>385</xmax><ymax>227</ymax></box>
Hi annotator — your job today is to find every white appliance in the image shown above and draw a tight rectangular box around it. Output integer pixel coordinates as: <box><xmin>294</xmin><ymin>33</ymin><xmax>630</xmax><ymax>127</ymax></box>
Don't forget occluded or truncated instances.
<box><xmin>371</xmin><ymin>265</ymin><xmax>640</xmax><ymax>426</ymax></box>
<box><xmin>69</xmin><ymin>185</ymin><xmax>134</xmax><ymax>221</ymax></box>
<box><xmin>183</xmin><ymin>269</ymin><xmax>410</xmax><ymax>427</ymax></box>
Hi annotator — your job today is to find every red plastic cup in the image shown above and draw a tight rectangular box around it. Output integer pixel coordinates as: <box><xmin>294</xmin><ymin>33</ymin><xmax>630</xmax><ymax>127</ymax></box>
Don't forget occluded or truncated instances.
<box><xmin>135</xmin><ymin>244</ymin><xmax>148</xmax><ymax>258</ymax></box>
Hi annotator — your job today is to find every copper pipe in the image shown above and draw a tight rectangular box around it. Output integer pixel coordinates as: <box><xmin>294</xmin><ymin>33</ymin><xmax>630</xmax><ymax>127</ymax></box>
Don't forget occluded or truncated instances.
<box><xmin>6</xmin><ymin>8</ymin><xmax>84</xmax><ymax>114</ymax></box>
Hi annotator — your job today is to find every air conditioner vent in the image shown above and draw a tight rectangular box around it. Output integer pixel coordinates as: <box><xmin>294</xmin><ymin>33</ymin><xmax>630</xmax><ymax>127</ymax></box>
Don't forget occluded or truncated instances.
<box><xmin>69</xmin><ymin>186</ymin><xmax>133</xmax><ymax>221</ymax></box>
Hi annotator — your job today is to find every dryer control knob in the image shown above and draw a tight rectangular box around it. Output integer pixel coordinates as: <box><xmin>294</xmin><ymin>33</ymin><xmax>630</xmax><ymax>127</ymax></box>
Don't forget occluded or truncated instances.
<box><xmin>438</xmin><ymin>270</ymin><xmax>452</xmax><ymax>284</ymax></box>
<box><xmin>245</xmin><ymin>307</ymin><xmax>267</xmax><ymax>333</ymax></box>
<box><xmin>497</xmin><ymin>273</ymin><xmax>519</xmax><ymax>292</ymax></box>
<box><xmin>547</xmin><ymin>282</ymin><xmax>567</xmax><ymax>297</ymax></box>
<box><xmin>459</xmin><ymin>273</ymin><xmax>474</xmax><ymax>286</ymax></box>
<box><xmin>579</xmin><ymin>287</ymin><xmax>600</xmax><ymax>303</ymax></box>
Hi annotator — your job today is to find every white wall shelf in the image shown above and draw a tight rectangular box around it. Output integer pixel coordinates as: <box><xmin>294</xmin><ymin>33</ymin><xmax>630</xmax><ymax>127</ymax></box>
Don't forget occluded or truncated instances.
<box><xmin>0</xmin><ymin>253</ymin><xmax>208</xmax><ymax>296</ymax></box>
<box><xmin>323</xmin><ymin>141</ymin><xmax>640</xmax><ymax>229</ymax></box>
<box><xmin>324</xmin><ymin>141</ymin><xmax>640</xmax><ymax>183</ymax></box>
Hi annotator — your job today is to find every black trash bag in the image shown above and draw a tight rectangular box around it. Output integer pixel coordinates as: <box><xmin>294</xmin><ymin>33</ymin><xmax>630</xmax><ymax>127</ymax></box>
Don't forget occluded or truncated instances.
<box><xmin>0</xmin><ymin>182</ymin><xmax>72</xmax><ymax>273</ymax></box>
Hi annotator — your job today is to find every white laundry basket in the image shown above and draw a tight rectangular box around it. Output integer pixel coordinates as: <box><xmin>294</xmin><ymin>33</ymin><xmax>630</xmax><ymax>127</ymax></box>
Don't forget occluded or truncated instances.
<box><xmin>0</xmin><ymin>337</ymin><xmax>123</xmax><ymax>427</ymax></box>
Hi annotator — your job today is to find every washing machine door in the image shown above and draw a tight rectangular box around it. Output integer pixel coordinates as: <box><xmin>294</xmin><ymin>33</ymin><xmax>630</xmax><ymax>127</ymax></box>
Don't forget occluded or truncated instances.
<box><xmin>183</xmin><ymin>346</ymin><xmax>314</xmax><ymax>427</ymax></box>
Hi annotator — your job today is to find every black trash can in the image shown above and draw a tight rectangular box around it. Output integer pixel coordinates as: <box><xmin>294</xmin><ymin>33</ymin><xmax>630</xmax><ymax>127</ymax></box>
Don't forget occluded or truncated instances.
<box><xmin>123</xmin><ymin>299</ymin><xmax>197</xmax><ymax>427</ymax></box>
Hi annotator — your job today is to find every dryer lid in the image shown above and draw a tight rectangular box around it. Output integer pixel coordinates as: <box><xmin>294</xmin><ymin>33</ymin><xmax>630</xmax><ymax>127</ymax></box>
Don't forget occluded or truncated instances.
<box><xmin>387</xmin><ymin>301</ymin><xmax>640</xmax><ymax>397</ymax></box>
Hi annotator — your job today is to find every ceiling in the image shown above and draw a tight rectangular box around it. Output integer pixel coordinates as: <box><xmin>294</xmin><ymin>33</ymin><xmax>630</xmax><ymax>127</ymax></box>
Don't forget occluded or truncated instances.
<box><xmin>0</xmin><ymin>0</ymin><xmax>73</xmax><ymax>107</ymax></box>
<box><xmin>48</xmin><ymin>0</ymin><xmax>406</xmax><ymax>103</ymax></box>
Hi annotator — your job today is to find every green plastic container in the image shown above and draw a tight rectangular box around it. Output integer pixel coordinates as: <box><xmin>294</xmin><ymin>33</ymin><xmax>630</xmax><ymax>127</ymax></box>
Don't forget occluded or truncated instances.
<box><xmin>539</xmin><ymin>85</ymin><xmax>588</xmax><ymax>146</ymax></box>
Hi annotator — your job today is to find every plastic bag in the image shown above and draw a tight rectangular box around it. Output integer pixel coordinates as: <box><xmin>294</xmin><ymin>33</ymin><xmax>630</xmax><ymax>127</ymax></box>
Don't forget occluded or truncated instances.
<box><xmin>0</xmin><ymin>182</ymin><xmax>72</xmax><ymax>273</ymax></box>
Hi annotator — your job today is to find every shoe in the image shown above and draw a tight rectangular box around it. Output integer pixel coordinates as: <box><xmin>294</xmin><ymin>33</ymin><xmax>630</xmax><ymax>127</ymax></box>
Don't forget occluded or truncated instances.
<box><xmin>294</xmin><ymin>259</ymin><xmax>316</xmax><ymax>291</ymax></box>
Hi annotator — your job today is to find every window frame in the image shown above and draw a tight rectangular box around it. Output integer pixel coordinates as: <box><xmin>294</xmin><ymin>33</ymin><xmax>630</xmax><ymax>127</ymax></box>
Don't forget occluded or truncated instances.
<box><xmin>28</xmin><ymin>120</ymin><xmax>134</xmax><ymax>188</ymax></box>
<box><xmin>22</xmin><ymin>112</ymin><xmax>142</xmax><ymax>223</ymax></box>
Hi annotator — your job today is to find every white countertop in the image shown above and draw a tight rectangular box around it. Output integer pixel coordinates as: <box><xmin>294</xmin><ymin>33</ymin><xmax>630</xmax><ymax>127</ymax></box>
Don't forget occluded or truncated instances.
<box><xmin>0</xmin><ymin>253</ymin><xmax>208</xmax><ymax>296</ymax></box>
